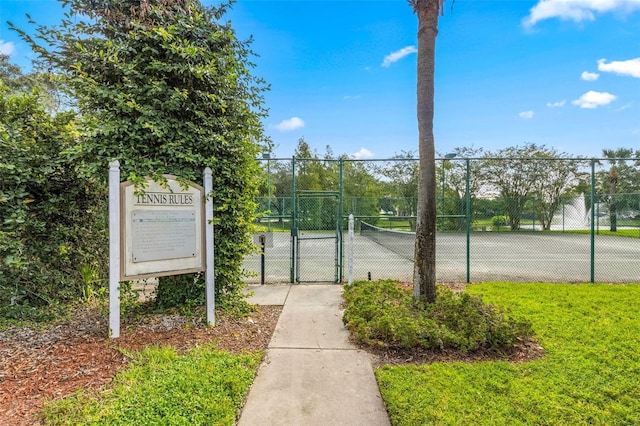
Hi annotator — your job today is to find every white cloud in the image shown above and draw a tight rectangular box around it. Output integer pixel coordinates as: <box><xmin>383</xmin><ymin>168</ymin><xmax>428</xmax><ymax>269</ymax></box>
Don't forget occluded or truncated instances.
<box><xmin>581</xmin><ymin>71</ymin><xmax>600</xmax><ymax>81</ymax></box>
<box><xmin>382</xmin><ymin>46</ymin><xmax>417</xmax><ymax>68</ymax></box>
<box><xmin>274</xmin><ymin>117</ymin><xmax>305</xmax><ymax>132</ymax></box>
<box><xmin>615</xmin><ymin>103</ymin><xmax>632</xmax><ymax>111</ymax></box>
<box><xmin>343</xmin><ymin>95</ymin><xmax>361</xmax><ymax>100</ymax></box>
<box><xmin>572</xmin><ymin>90</ymin><xmax>617</xmax><ymax>109</ymax></box>
<box><xmin>0</xmin><ymin>40</ymin><xmax>15</xmax><ymax>56</ymax></box>
<box><xmin>598</xmin><ymin>57</ymin><xmax>640</xmax><ymax>78</ymax></box>
<box><xmin>351</xmin><ymin>148</ymin><xmax>374</xmax><ymax>159</ymax></box>
<box><xmin>523</xmin><ymin>0</ymin><xmax>640</xmax><ymax>28</ymax></box>
<box><xmin>519</xmin><ymin>110</ymin><xmax>535</xmax><ymax>119</ymax></box>
<box><xmin>547</xmin><ymin>100</ymin><xmax>566</xmax><ymax>108</ymax></box>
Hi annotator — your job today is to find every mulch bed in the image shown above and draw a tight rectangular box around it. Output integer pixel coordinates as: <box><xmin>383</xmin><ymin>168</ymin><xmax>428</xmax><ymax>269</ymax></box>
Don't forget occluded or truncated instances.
<box><xmin>0</xmin><ymin>304</ymin><xmax>282</xmax><ymax>426</ymax></box>
<box><xmin>364</xmin><ymin>339</ymin><xmax>545</xmax><ymax>368</ymax></box>
<box><xmin>1</xmin><ymin>281</ymin><xmax>544</xmax><ymax>425</ymax></box>
<box><xmin>358</xmin><ymin>281</ymin><xmax>545</xmax><ymax>367</ymax></box>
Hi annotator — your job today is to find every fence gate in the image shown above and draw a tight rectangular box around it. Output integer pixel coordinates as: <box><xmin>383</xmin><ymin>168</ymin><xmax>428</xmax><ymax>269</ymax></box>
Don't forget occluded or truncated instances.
<box><xmin>293</xmin><ymin>191</ymin><xmax>342</xmax><ymax>283</ymax></box>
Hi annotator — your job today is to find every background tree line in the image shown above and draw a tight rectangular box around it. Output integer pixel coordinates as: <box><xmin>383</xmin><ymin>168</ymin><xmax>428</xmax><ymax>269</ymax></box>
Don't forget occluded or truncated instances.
<box><xmin>257</xmin><ymin>139</ymin><xmax>640</xmax><ymax>233</ymax></box>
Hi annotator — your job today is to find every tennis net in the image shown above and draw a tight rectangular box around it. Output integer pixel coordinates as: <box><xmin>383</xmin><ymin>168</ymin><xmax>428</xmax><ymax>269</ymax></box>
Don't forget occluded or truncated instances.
<box><xmin>360</xmin><ymin>221</ymin><xmax>414</xmax><ymax>261</ymax></box>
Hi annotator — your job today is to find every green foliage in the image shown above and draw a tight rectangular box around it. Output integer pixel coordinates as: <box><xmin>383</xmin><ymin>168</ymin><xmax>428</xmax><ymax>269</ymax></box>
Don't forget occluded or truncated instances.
<box><xmin>563</xmin><ymin>228</ymin><xmax>640</xmax><ymax>238</ymax></box>
<box><xmin>154</xmin><ymin>272</ymin><xmax>253</xmax><ymax>316</ymax></box>
<box><xmin>342</xmin><ymin>280</ymin><xmax>534</xmax><ymax>354</ymax></box>
<box><xmin>15</xmin><ymin>0</ymin><xmax>269</xmax><ymax>309</ymax></box>
<box><xmin>377</xmin><ymin>151</ymin><xmax>419</xmax><ymax>218</ymax></box>
<box><xmin>491</xmin><ymin>215</ymin><xmax>508</xmax><ymax>227</ymax></box>
<box><xmin>0</xmin><ymin>54</ymin><xmax>62</xmax><ymax>112</ymax></box>
<box><xmin>0</xmin><ymin>80</ymin><xmax>107</xmax><ymax>314</ymax></box>
<box><xmin>43</xmin><ymin>344</ymin><xmax>262</xmax><ymax>425</ymax></box>
<box><xmin>482</xmin><ymin>144</ymin><xmax>589</xmax><ymax>230</ymax></box>
<box><xmin>376</xmin><ymin>283</ymin><xmax>640</xmax><ymax>425</ymax></box>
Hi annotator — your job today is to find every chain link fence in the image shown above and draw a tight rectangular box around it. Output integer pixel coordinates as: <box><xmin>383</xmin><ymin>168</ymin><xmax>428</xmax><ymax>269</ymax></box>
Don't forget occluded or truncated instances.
<box><xmin>244</xmin><ymin>156</ymin><xmax>640</xmax><ymax>284</ymax></box>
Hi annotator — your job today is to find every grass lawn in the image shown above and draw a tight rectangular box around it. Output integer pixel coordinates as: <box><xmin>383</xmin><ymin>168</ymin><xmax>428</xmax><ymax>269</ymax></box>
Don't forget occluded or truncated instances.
<box><xmin>563</xmin><ymin>228</ymin><xmax>640</xmax><ymax>238</ymax></box>
<box><xmin>43</xmin><ymin>345</ymin><xmax>261</xmax><ymax>425</ymax></box>
<box><xmin>375</xmin><ymin>283</ymin><xmax>640</xmax><ymax>425</ymax></box>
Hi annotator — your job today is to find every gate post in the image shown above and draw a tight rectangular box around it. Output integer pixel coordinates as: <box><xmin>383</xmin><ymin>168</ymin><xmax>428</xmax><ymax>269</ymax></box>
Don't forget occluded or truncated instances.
<box><xmin>290</xmin><ymin>157</ymin><xmax>296</xmax><ymax>283</ymax></box>
<box><xmin>339</xmin><ymin>158</ymin><xmax>344</xmax><ymax>282</ymax></box>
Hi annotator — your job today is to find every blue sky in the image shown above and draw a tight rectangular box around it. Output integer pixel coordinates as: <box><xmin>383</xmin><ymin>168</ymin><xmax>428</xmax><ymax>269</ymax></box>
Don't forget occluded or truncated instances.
<box><xmin>2</xmin><ymin>0</ymin><xmax>639</xmax><ymax>159</ymax></box>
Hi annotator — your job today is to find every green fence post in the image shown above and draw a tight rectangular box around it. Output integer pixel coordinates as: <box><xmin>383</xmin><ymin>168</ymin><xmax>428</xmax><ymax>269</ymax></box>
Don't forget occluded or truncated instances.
<box><xmin>590</xmin><ymin>159</ymin><xmax>596</xmax><ymax>283</ymax></box>
<box><xmin>466</xmin><ymin>158</ymin><xmax>471</xmax><ymax>283</ymax></box>
<box><xmin>290</xmin><ymin>157</ymin><xmax>296</xmax><ymax>283</ymax></box>
<box><xmin>339</xmin><ymin>158</ymin><xmax>344</xmax><ymax>282</ymax></box>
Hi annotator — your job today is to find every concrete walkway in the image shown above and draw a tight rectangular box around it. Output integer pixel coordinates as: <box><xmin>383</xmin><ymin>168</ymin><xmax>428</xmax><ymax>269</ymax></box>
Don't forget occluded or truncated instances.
<box><xmin>239</xmin><ymin>284</ymin><xmax>390</xmax><ymax>426</ymax></box>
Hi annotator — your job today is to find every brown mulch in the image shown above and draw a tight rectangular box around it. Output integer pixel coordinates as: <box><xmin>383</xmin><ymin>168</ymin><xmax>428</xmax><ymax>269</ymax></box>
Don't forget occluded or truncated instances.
<box><xmin>0</xmin><ymin>304</ymin><xmax>282</xmax><ymax>426</ymax></box>
<box><xmin>364</xmin><ymin>339</ymin><xmax>545</xmax><ymax>368</ymax></box>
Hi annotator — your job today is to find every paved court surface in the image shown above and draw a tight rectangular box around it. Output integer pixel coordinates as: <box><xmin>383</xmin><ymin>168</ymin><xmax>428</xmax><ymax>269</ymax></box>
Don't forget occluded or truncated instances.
<box><xmin>244</xmin><ymin>231</ymin><xmax>640</xmax><ymax>283</ymax></box>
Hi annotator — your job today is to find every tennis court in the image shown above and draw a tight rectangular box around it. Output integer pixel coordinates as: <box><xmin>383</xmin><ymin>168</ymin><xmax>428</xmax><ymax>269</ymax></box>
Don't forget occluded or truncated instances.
<box><xmin>244</xmin><ymin>226</ymin><xmax>640</xmax><ymax>283</ymax></box>
<box><xmin>246</xmin><ymin>156</ymin><xmax>640</xmax><ymax>284</ymax></box>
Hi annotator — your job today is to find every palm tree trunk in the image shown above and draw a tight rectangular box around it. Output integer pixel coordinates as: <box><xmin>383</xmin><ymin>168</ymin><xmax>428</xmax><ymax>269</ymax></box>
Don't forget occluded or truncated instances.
<box><xmin>413</xmin><ymin>0</ymin><xmax>439</xmax><ymax>303</ymax></box>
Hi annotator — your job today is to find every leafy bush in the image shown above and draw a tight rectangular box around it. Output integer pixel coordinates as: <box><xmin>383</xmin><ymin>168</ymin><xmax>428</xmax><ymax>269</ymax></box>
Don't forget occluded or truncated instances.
<box><xmin>17</xmin><ymin>0</ymin><xmax>269</xmax><ymax>311</ymax></box>
<box><xmin>0</xmin><ymin>82</ymin><xmax>108</xmax><ymax>315</ymax></box>
<box><xmin>343</xmin><ymin>280</ymin><xmax>534</xmax><ymax>354</ymax></box>
<box><xmin>491</xmin><ymin>215</ymin><xmax>508</xmax><ymax>227</ymax></box>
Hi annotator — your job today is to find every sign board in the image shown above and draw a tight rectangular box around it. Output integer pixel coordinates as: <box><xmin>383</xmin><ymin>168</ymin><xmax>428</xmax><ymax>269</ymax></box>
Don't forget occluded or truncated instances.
<box><xmin>252</xmin><ymin>232</ymin><xmax>274</xmax><ymax>248</ymax></box>
<box><xmin>120</xmin><ymin>176</ymin><xmax>205</xmax><ymax>280</ymax></box>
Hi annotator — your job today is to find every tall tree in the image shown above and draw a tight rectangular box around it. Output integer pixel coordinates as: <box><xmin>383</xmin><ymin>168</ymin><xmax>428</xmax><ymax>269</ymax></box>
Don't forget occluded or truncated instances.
<box><xmin>341</xmin><ymin>156</ymin><xmax>380</xmax><ymax>219</ymax></box>
<box><xmin>483</xmin><ymin>144</ymin><xmax>535</xmax><ymax>230</ymax></box>
<box><xmin>0</xmin><ymin>54</ymin><xmax>26</xmax><ymax>92</ymax></box>
<box><xmin>528</xmin><ymin>150</ymin><xmax>587</xmax><ymax>231</ymax></box>
<box><xmin>600</xmin><ymin>148</ymin><xmax>640</xmax><ymax>232</ymax></box>
<box><xmin>483</xmin><ymin>144</ymin><xmax>588</xmax><ymax>231</ymax></box>
<box><xmin>442</xmin><ymin>147</ymin><xmax>485</xmax><ymax>230</ymax></box>
<box><xmin>409</xmin><ymin>0</ymin><xmax>441</xmax><ymax>303</ymax></box>
<box><xmin>378</xmin><ymin>151</ymin><xmax>419</xmax><ymax>228</ymax></box>
<box><xmin>0</xmin><ymin>55</ymin><xmax>62</xmax><ymax>112</ymax></box>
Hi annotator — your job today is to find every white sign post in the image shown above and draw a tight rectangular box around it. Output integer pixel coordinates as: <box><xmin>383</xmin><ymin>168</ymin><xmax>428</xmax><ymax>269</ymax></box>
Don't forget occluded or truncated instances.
<box><xmin>109</xmin><ymin>161</ymin><xmax>121</xmax><ymax>337</ymax></box>
<box><xmin>108</xmin><ymin>162</ymin><xmax>214</xmax><ymax>337</ymax></box>
<box><xmin>204</xmin><ymin>167</ymin><xmax>215</xmax><ymax>326</ymax></box>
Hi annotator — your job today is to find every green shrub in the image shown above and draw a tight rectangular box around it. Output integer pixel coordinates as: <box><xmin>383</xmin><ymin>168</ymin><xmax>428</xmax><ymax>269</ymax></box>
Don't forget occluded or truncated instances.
<box><xmin>491</xmin><ymin>215</ymin><xmax>508</xmax><ymax>227</ymax></box>
<box><xmin>16</xmin><ymin>0</ymin><xmax>268</xmax><ymax>312</ymax></box>
<box><xmin>343</xmin><ymin>280</ymin><xmax>534</xmax><ymax>354</ymax></box>
<box><xmin>0</xmin><ymin>82</ymin><xmax>108</xmax><ymax>317</ymax></box>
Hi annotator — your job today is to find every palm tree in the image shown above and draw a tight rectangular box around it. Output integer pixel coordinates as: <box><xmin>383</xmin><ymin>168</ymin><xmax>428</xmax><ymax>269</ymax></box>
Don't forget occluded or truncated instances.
<box><xmin>409</xmin><ymin>0</ymin><xmax>443</xmax><ymax>303</ymax></box>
